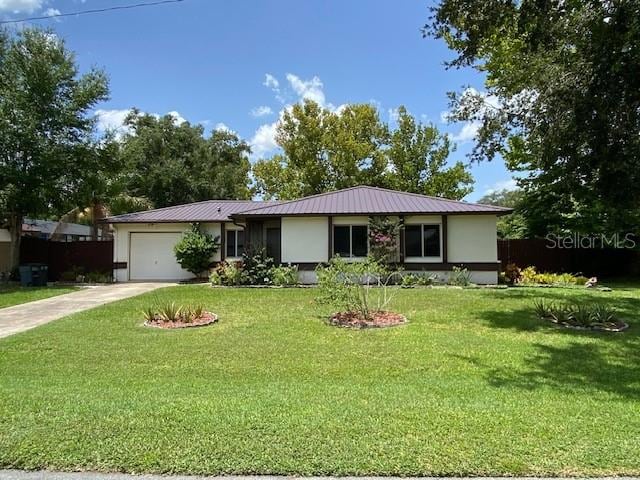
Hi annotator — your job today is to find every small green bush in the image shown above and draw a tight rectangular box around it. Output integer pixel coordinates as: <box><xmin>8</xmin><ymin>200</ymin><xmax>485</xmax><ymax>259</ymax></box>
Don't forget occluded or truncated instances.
<box><xmin>174</xmin><ymin>223</ymin><xmax>220</xmax><ymax>277</ymax></box>
<box><xmin>316</xmin><ymin>256</ymin><xmax>401</xmax><ymax>320</ymax></box>
<box><xmin>270</xmin><ymin>265</ymin><xmax>299</xmax><ymax>286</ymax></box>
<box><xmin>143</xmin><ymin>302</ymin><xmax>206</xmax><ymax>323</ymax></box>
<box><xmin>241</xmin><ymin>248</ymin><xmax>275</xmax><ymax>285</ymax></box>
<box><xmin>401</xmin><ymin>272</ymin><xmax>440</xmax><ymax>288</ymax></box>
<box><xmin>448</xmin><ymin>266</ymin><xmax>473</xmax><ymax>287</ymax></box>
<box><xmin>210</xmin><ymin>260</ymin><xmax>247</xmax><ymax>286</ymax></box>
<box><xmin>532</xmin><ymin>300</ymin><xmax>620</xmax><ymax>329</ymax></box>
<box><xmin>519</xmin><ymin>266</ymin><xmax>586</xmax><ymax>286</ymax></box>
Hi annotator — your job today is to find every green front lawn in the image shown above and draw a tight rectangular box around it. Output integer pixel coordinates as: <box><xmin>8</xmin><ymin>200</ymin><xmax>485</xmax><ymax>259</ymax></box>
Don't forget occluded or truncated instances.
<box><xmin>0</xmin><ymin>285</ymin><xmax>77</xmax><ymax>309</ymax></box>
<box><xmin>1</xmin><ymin>284</ymin><xmax>639</xmax><ymax>476</ymax></box>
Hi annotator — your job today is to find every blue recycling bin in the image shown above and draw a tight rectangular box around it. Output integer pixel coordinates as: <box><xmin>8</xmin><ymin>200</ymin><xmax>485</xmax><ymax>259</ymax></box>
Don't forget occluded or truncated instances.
<box><xmin>19</xmin><ymin>264</ymin><xmax>48</xmax><ymax>287</ymax></box>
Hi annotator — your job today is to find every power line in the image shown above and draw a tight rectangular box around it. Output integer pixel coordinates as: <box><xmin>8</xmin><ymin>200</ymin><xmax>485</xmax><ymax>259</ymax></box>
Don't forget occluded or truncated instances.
<box><xmin>0</xmin><ymin>0</ymin><xmax>187</xmax><ymax>25</ymax></box>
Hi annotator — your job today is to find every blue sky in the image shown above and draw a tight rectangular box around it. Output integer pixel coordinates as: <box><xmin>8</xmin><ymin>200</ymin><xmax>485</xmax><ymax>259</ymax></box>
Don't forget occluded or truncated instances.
<box><xmin>0</xmin><ymin>0</ymin><xmax>515</xmax><ymax>200</ymax></box>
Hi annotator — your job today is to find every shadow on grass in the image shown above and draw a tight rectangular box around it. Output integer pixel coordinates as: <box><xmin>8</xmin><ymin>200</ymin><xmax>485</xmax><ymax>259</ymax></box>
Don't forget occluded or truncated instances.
<box><xmin>464</xmin><ymin>292</ymin><xmax>640</xmax><ymax>398</ymax></box>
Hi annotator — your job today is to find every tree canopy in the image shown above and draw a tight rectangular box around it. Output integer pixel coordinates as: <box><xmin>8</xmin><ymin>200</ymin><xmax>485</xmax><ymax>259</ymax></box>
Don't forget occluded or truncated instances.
<box><xmin>120</xmin><ymin>112</ymin><xmax>252</xmax><ymax>208</ymax></box>
<box><xmin>0</xmin><ymin>28</ymin><xmax>109</xmax><ymax>268</ymax></box>
<box><xmin>425</xmin><ymin>0</ymin><xmax>640</xmax><ymax>234</ymax></box>
<box><xmin>478</xmin><ymin>188</ymin><xmax>528</xmax><ymax>239</ymax></box>
<box><xmin>253</xmin><ymin>100</ymin><xmax>473</xmax><ymax>200</ymax></box>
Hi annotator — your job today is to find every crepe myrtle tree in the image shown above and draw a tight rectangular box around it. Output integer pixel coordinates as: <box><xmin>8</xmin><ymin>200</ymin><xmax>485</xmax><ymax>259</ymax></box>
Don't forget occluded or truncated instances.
<box><xmin>174</xmin><ymin>223</ymin><xmax>220</xmax><ymax>278</ymax></box>
<box><xmin>0</xmin><ymin>28</ymin><xmax>109</xmax><ymax>271</ymax></box>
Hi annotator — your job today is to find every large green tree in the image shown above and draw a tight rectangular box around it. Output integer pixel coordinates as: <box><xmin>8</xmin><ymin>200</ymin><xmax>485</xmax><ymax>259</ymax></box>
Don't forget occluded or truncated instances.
<box><xmin>0</xmin><ymin>28</ymin><xmax>109</xmax><ymax>269</ymax></box>
<box><xmin>478</xmin><ymin>188</ymin><xmax>528</xmax><ymax>239</ymax></box>
<box><xmin>387</xmin><ymin>106</ymin><xmax>472</xmax><ymax>199</ymax></box>
<box><xmin>425</xmin><ymin>0</ymin><xmax>640</xmax><ymax>234</ymax></box>
<box><xmin>120</xmin><ymin>113</ymin><xmax>251</xmax><ymax>207</ymax></box>
<box><xmin>253</xmin><ymin>100</ymin><xmax>473</xmax><ymax>200</ymax></box>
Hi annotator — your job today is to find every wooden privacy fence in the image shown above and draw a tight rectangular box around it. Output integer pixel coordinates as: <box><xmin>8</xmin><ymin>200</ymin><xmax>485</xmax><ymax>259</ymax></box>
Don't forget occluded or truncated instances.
<box><xmin>20</xmin><ymin>237</ymin><xmax>113</xmax><ymax>281</ymax></box>
<box><xmin>498</xmin><ymin>238</ymin><xmax>640</xmax><ymax>277</ymax></box>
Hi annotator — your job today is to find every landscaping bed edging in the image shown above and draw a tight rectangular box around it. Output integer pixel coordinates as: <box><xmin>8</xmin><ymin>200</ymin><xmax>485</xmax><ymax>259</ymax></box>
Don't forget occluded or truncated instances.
<box><xmin>144</xmin><ymin>312</ymin><xmax>218</xmax><ymax>329</ymax></box>
<box><xmin>329</xmin><ymin>311</ymin><xmax>407</xmax><ymax>329</ymax></box>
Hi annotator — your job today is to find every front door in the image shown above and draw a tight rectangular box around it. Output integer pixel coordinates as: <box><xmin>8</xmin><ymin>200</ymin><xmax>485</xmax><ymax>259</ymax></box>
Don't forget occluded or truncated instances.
<box><xmin>266</xmin><ymin>228</ymin><xmax>281</xmax><ymax>265</ymax></box>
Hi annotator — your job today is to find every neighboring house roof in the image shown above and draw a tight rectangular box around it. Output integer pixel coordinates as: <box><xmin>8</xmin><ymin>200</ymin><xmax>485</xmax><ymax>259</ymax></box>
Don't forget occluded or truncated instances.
<box><xmin>234</xmin><ymin>186</ymin><xmax>512</xmax><ymax>217</ymax></box>
<box><xmin>104</xmin><ymin>200</ymin><xmax>279</xmax><ymax>224</ymax></box>
<box><xmin>22</xmin><ymin>218</ymin><xmax>92</xmax><ymax>237</ymax></box>
<box><xmin>105</xmin><ymin>186</ymin><xmax>511</xmax><ymax>224</ymax></box>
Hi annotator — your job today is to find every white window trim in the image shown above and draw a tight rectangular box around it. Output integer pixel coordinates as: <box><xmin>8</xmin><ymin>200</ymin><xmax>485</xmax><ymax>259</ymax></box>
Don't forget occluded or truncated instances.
<box><xmin>404</xmin><ymin>224</ymin><xmax>443</xmax><ymax>261</ymax></box>
<box><xmin>226</xmin><ymin>229</ymin><xmax>244</xmax><ymax>258</ymax></box>
<box><xmin>333</xmin><ymin>224</ymin><xmax>369</xmax><ymax>259</ymax></box>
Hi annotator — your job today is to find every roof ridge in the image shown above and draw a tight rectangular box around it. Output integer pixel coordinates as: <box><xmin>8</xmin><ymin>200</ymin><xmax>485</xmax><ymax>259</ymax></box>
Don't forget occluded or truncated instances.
<box><xmin>237</xmin><ymin>185</ymin><xmax>510</xmax><ymax>215</ymax></box>
<box><xmin>235</xmin><ymin>186</ymin><xmax>367</xmax><ymax>215</ymax></box>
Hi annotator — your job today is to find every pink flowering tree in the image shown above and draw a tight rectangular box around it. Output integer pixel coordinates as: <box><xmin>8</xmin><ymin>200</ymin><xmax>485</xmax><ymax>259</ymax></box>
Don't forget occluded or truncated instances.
<box><xmin>368</xmin><ymin>216</ymin><xmax>402</xmax><ymax>263</ymax></box>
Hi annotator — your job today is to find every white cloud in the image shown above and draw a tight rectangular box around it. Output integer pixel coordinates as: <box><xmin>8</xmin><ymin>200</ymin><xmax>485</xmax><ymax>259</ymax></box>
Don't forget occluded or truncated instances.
<box><xmin>263</xmin><ymin>73</ymin><xmax>279</xmax><ymax>90</ymax></box>
<box><xmin>484</xmin><ymin>178</ymin><xmax>518</xmax><ymax>195</ymax></box>
<box><xmin>94</xmin><ymin>108</ymin><xmax>133</xmax><ymax>137</ymax></box>
<box><xmin>250</xmin><ymin>122</ymin><xmax>279</xmax><ymax>157</ymax></box>
<box><xmin>451</xmin><ymin>121</ymin><xmax>481</xmax><ymax>143</ymax></box>
<box><xmin>43</xmin><ymin>7</ymin><xmax>60</xmax><ymax>17</ymax></box>
<box><xmin>286</xmin><ymin>73</ymin><xmax>325</xmax><ymax>106</ymax></box>
<box><xmin>167</xmin><ymin>110</ymin><xmax>186</xmax><ymax>125</ymax></box>
<box><xmin>250</xmin><ymin>105</ymin><xmax>273</xmax><ymax>118</ymax></box>
<box><xmin>0</xmin><ymin>0</ymin><xmax>43</xmax><ymax>13</ymax></box>
<box><xmin>95</xmin><ymin>108</ymin><xmax>187</xmax><ymax>138</ymax></box>
<box><xmin>214</xmin><ymin>122</ymin><xmax>231</xmax><ymax>132</ymax></box>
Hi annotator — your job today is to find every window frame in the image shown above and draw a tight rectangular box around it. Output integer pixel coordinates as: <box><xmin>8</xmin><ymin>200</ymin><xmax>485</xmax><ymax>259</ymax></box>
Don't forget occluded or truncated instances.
<box><xmin>404</xmin><ymin>223</ymin><xmax>442</xmax><ymax>259</ymax></box>
<box><xmin>332</xmin><ymin>224</ymin><xmax>369</xmax><ymax>258</ymax></box>
<box><xmin>225</xmin><ymin>229</ymin><xmax>245</xmax><ymax>258</ymax></box>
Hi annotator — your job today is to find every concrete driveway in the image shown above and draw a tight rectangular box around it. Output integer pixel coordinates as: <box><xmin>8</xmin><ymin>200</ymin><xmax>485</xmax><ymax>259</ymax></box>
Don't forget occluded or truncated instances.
<box><xmin>0</xmin><ymin>283</ymin><xmax>173</xmax><ymax>339</ymax></box>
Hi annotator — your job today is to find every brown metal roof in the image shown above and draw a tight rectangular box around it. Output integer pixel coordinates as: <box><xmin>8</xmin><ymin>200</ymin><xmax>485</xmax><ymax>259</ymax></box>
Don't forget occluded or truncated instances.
<box><xmin>233</xmin><ymin>186</ymin><xmax>512</xmax><ymax>217</ymax></box>
<box><xmin>105</xmin><ymin>186</ymin><xmax>511</xmax><ymax>224</ymax></box>
<box><xmin>104</xmin><ymin>200</ymin><xmax>280</xmax><ymax>224</ymax></box>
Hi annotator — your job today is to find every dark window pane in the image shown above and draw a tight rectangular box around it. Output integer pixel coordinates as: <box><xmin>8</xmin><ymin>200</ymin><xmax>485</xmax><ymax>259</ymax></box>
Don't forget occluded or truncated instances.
<box><xmin>226</xmin><ymin>230</ymin><xmax>236</xmax><ymax>257</ymax></box>
<box><xmin>423</xmin><ymin>225</ymin><xmax>440</xmax><ymax>257</ymax></box>
<box><xmin>236</xmin><ymin>230</ymin><xmax>245</xmax><ymax>256</ymax></box>
<box><xmin>405</xmin><ymin>225</ymin><xmax>422</xmax><ymax>257</ymax></box>
<box><xmin>352</xmin><ymin>226</ymin><xmax>368</xmax><ymax>257</ymax></box>
<box><xmin>334</xmin><ymin>226</ymin><xmax>350</xmax><ymax>257</ymax></box>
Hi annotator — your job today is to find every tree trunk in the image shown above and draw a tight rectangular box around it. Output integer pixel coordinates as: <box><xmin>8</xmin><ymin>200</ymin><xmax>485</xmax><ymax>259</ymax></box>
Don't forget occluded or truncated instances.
<box><xmin>8</xmin><ymin>214</ymin><xmax>22</xmax><ymax>273</ymax></box>
<box><xmin>91</xmin><ymin>201</ymin><xmax>100</xmax><ymax>241</ymax></box>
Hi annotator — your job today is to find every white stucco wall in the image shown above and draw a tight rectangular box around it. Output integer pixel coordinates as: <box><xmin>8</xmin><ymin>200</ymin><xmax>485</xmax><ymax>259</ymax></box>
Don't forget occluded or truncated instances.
<box><xmin>447</xmin><ymin>215</ymin><xmax>498</xmax><ymax>263</ymax></box>
<box><xmin>113</xmin><ymin>222</ymin><xmax>222</xmax><ymax>282</ymax></box>
<box><xmin>281</xmin><ymin>216</ymin><xmax>328</xmax><ymax>264</ymax></box>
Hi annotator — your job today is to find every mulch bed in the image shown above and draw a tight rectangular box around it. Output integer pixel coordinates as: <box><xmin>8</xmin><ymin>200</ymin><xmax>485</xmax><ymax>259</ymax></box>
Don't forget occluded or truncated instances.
<box><xmin>329</xmin><ymin>310</ymin><xmax>407</xmax><ymax>329</ymax></box>
<box><xmin>144</xmin><ymin>312</ymin><xmax>218</xmax><ymax>329</ymax></box>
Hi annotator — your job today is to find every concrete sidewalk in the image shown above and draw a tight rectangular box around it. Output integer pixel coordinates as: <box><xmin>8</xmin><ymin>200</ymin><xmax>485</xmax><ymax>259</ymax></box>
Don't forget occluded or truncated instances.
<box><xmin>0</xmin><ymin>473</ymin><xmax>636</xmax><ymax>480</ymax></box>
<box><xmin>0</xmin><ymin>283</ymin><xmax>172</xmax><ymax>338</ymax></box>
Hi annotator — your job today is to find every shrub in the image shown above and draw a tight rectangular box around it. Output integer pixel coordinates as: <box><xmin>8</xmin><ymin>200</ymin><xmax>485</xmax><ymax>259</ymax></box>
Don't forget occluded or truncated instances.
<box><xmin>60</xmin><ymin>266</ymin><xmax>84</xmax><ymax>282</ymax></box>
<box><xmin>241</xmin><ymin>248</ymin><xmax>274</xmax><ymax>285</ymax></box>
<box><xmin>143</xmin><ymin>302</ymin><xmax>206</xmax><ymax>323</ymax></box>
<box><xmin>174</xmin><ymin>223</ymin><xmax>220</xmax><ymax>277</ymax></box>
<box><xmin>503</xmin><ymin>263</ymin><xmax>521</xmax><ymax>285</ymax></box>
<box><xmin>210</xmin><ymin>260</ymin><xmax>247</xmax><ymax>286</ymax></box>
<box><xmin>270</xmin><ymin>265</ymin><xmax>299</xmax><ymax>286</ymax></box>
<box><xmin>316</xmin><ymin>256</ymin><xmax>401</xmax><ymax>320</ymax></box>
<box><xmin>519</xmin><ymin>266</ymin><xmax>586</xmax><ymax>286</ymax></box>
<box><xmin>85</xmin><ymin>270</ymin><xmax>112</xmax><ymax>283</ymax></box>
<box><xmin>532</xmin><ymin>300</ymin><xmax>620</xmax><ymax>328</ymax></box>
<box><xmin>368</xmin><ymin>216</ymin><xmax>402</xmax><ymax>263</ymax></box>
<box><xmin>448</xmin><ymin>266</ymin><xmax>473</xmax><ymax>286</ymax></box>
<box><xmin>401</xmin><ymin>272</ymin><xmax>440</xmax><ymax>288</ymax></box>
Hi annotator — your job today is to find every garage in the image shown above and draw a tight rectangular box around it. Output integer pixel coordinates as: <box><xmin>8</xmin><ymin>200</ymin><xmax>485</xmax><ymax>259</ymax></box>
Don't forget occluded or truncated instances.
<box><xmin>129</xmin><ymin>232</ymin><xmax>192</xmax><ymax>281</ymax></box>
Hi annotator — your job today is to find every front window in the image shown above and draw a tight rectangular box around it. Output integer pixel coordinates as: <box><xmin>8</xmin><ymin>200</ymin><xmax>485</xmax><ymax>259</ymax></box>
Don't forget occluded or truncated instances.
<box><xmin>333</xmin><ymin>225</ymin><xmax>368</xmax><ymax>257</ymax></box>
<box><xmin>405</xmin><ymin>224</ymin><xmax>440</xmax><ymax>257</ymax></box>
<box><xmin>226</xmin><ymin>229</ymin><xmax>245</xmax><ymax>257</ymax></box>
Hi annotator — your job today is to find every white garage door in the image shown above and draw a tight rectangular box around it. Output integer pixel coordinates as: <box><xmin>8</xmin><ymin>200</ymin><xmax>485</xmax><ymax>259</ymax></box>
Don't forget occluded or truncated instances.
<box><xmin>129</xmin><ymin>232</ymin><xmax>192</xmax><ymax>281</ymax></box>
